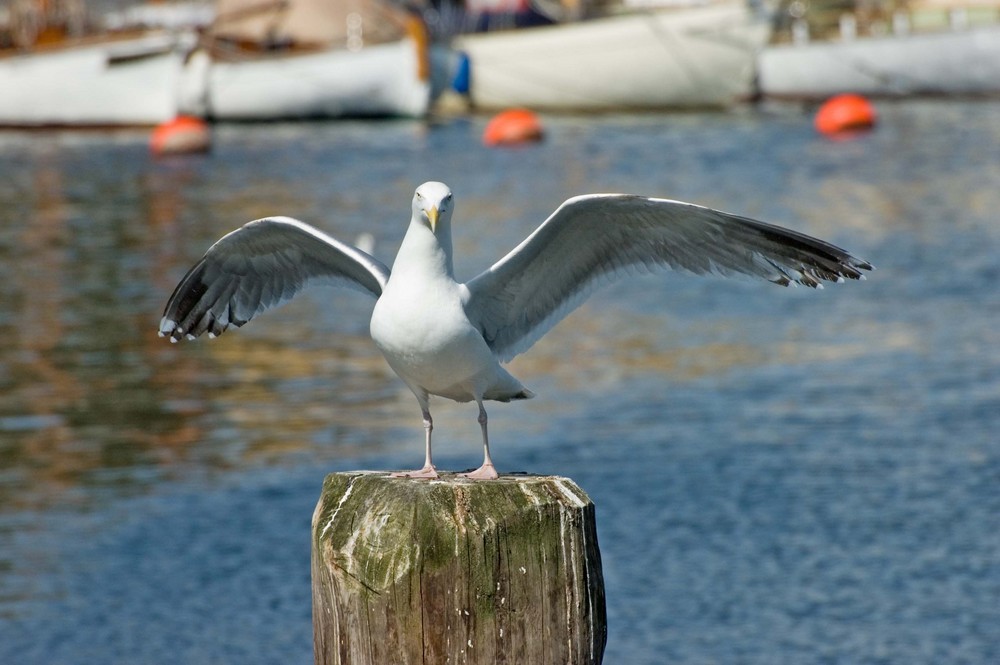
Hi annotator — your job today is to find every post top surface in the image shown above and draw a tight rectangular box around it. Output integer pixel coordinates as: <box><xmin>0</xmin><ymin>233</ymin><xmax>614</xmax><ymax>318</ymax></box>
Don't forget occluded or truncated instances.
<box><xmin>316</xmin><ymin>470</ymin><xmax>593</xmax><ymax>512</ymax></box>
<box><xmin>330</xmin><ymin>469</ymin><xmax>577</xmax><ymax>484</ymax></box>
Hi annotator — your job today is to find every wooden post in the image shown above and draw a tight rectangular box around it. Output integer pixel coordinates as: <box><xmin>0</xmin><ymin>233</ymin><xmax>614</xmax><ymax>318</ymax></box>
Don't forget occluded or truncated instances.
<box><xmin>312</xmin><ymin>471</ymin><xmax>606</xmax><ymax>665</ymax></box>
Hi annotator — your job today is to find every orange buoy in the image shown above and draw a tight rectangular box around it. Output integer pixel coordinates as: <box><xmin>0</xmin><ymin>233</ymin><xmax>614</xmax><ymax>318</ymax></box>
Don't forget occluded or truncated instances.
<box><xmin>814</xmin><ymin>94</ymin><xmax>877</xmax><ymax>136</ymax></box>
<box><xmin>483</xmin><ymin>108</ymin><xmax>544</xmax><ymax>147</ymax></box>
<box><xmin>150</xmin><ymin>116</ymin><xmax>211</xmax><ymax>155</ymax></box>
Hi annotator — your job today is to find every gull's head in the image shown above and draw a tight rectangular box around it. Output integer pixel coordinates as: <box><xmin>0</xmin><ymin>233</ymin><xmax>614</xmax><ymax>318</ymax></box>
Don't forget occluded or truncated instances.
<box><xmin>412</xmin><ymin>181</ymin><xmax>453</xmax><ymax>234</ymax></box>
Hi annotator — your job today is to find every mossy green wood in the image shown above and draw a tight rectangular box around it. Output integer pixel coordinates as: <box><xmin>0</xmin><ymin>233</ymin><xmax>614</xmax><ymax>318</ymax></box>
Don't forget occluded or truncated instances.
<box><xmin>312</xmin><ymin>471</ymin><xmax>606</xmax><ymax>665</ymax></box>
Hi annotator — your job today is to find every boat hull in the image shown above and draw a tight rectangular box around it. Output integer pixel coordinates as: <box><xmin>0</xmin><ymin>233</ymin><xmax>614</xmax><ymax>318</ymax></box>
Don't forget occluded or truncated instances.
<box><xmin>453</xmin><ymin>4</ymin><xmax>770</xmax><ymax>111</ymax></box>
<box><xmin>181</xmin><ymin>37</ymin><xmax>431</xmax><ymax>120</ymax></box>
<box><xmin>0</xmin><ymin>32</ymin><xmax>184</xmax><ymax>127</ymax></box>
<box><xmin>759</xmin><ymin>25</ymin><xmax>1000</xmax><ymax>99</ymax></box>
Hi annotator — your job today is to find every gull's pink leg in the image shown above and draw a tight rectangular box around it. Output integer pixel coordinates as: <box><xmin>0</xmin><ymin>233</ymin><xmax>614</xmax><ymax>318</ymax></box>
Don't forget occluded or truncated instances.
<box><xmin>460</xmin><ymin>400</ymin><xmax>499</xmax><ymax>480</ymax></box>
<box><xmin>392</xmin><ymin>406</ymin><xmax>439</xmax><ymax>479</ymax></box>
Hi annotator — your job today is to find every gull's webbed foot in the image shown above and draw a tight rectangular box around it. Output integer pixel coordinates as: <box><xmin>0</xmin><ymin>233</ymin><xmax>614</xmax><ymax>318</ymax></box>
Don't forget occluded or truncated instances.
<box><xmin>390</xmin><ymin>464</ymin><xmax>439</xmax><ymax>480</ymax></box>
<box><xmin>459</xmin><ymin>463</ymin><xmax>498</xmax><ymax>481</ymax></box>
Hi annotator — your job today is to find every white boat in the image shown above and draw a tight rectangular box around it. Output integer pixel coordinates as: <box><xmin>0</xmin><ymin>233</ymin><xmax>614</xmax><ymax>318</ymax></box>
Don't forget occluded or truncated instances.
<box><xmin>450</xmin><ymin>0</ymin><xmax>771</xmax><ymax>111</ymax></box>
<box><xmin>0</xmin><ymin>3</ymin><xmax>188</xmax><ymax>127</ymax></box>
<box><xmin>758</xmin><ymin>0</ymin><xmax>1000</xmax><ymax>99</ymax></box>
<box><xmin>179</xmin><ymin>0</ymin><xmax>432</xmax><ymax>120</ymax></box>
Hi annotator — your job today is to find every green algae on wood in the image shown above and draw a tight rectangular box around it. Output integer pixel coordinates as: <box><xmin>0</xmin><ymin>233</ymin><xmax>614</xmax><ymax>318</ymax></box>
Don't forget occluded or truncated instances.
<box><xmin>312</xmin><ymin>471</ymin><xmax>606</xmax><ymax>665</ymax></box>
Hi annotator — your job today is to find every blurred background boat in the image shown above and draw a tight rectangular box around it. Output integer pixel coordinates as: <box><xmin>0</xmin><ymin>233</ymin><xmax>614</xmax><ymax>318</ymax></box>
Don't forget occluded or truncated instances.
<box><xmin>178</xmin><ymin>0</ymin><xmax>433</xmax><ymax>120</ymax></box>
<box><xmin>448</xmin><ymin>0</ymin><xmax>771</xmax><ymax>111</ymax></box>
<box><xmin>6</xmin><ymin>0</ymin><xmax>999</xmax><ymax>126</ymax></box>
<box><xmin>759</xmin><ymin>0</ymin><xmax>1000</xmax><ymax>99</ymax></box>
<box><xmin>0</xmin><ymin>0</ymin><xmax>194</xmax><ymax>126</ymax></box>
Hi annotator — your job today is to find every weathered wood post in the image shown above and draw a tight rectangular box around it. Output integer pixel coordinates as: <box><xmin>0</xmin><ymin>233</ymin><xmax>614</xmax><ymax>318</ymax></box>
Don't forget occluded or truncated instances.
<box><xmin>312</xmin><ymin>471</ymin><xmax>606</xmax><ymax>664</ymax></box>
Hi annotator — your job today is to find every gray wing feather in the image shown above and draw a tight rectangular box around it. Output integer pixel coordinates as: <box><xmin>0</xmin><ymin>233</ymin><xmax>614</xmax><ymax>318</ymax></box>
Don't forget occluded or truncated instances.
<box><xmin>464</xmin><ymin>194</ymin><xmax>873</xmax><ymax>362</ymax></box>
<box><xmin>159</xmin><ymin>216</ymin><xmax>390</xmax><ymax>341</ymax></box>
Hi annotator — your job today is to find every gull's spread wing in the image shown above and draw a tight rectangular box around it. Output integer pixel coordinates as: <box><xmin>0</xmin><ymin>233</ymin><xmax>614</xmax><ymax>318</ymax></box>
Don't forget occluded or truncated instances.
<box><xmin>463</xmin><ymin>194</ymin><xmax>873</xmax><ymax>362</ymax></box>
<box><xmin>159</xmin><ymin>216</ymin><xmax>390</xmax><ymax>341</ymax></box>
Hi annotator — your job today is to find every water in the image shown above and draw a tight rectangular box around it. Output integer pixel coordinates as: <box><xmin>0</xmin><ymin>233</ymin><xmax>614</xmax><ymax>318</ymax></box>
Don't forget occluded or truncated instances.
<box><xmin>1</xmin><ymin>101</ymin><xmax>998</xmax><ymax>664</ymax></box>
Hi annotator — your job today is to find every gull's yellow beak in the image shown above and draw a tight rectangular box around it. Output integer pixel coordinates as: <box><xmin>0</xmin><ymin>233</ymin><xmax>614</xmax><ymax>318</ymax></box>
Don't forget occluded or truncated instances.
<box><xmin>427</xmin><ymin>206</ymin><xmax>439</xmax><ymax>232</ymax></box>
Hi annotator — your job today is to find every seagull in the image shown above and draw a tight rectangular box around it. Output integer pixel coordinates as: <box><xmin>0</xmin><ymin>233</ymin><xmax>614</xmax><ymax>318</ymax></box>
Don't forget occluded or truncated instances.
<box><xmin>159</xmin><ymin>181</ymin><xmax>872</xmax><ymax>480</ymax></box>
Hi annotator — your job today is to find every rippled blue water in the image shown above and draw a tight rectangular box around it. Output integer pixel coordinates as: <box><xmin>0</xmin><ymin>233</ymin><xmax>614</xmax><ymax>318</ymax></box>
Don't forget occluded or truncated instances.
<box><xmin>1</xmin><ymin>101</ymin><xmax>998</xmax><ymax>664</ymax></box>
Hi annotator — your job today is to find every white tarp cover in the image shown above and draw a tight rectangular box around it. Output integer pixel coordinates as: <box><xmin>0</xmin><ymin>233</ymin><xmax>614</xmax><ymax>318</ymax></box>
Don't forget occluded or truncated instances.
<box><xmin>211</xmin><ymin>0</ymin><xmax>409</xmax><ymax>47</ymax></box>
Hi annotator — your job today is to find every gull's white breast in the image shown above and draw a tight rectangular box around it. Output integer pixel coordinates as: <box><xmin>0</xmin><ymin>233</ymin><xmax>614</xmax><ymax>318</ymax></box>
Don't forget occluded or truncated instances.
<box><xmin>370</xmin><ymin>279</ymin><xmax>496</xmax><ymax>401</ymax></box>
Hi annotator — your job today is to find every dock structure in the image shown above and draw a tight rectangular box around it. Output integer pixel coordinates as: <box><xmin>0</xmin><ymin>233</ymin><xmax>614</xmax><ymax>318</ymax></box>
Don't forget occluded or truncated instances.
<box><xmin>312</xmin><ymin>471</ymin><xmax>606</xmax><ymax>664</ymax></box>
